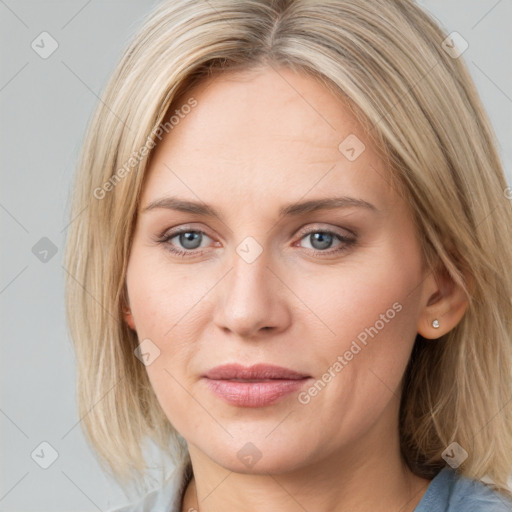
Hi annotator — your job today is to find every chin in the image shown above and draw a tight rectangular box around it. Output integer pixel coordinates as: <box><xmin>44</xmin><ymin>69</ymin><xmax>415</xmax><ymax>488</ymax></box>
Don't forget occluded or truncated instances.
<box><xmin>196</xmin><ymin>436</ymin><xmax>316</xmax><ymax>476</ymax></box>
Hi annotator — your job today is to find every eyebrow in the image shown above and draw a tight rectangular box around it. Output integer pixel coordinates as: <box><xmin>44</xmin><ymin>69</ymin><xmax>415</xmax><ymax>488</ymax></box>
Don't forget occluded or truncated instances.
<box><xmin>141</xmin><ymin>195</ymin><xmax>377</xmax><ymax>219</ymax></box>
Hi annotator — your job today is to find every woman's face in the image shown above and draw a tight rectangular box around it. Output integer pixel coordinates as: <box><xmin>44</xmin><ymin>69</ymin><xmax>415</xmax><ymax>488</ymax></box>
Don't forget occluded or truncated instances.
<box><xmin>125</xmin><ymin>65</ymin><xmax>429</xmax><ymax>473</ymax></box>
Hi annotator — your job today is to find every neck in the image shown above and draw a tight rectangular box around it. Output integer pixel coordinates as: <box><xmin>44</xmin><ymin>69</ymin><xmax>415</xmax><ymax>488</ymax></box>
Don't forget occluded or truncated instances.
<box><xmin>181</xmin><ymin>416</ymin><xmax>430</xmax><ymax>512</ymax></box>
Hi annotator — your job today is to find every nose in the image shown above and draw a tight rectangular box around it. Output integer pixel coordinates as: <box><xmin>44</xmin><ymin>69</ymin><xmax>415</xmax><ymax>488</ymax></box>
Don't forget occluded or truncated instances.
<box><xmin>212</xmin><ymin>246</ymin><xmax>292</xmax><ymax>339</ymax></box>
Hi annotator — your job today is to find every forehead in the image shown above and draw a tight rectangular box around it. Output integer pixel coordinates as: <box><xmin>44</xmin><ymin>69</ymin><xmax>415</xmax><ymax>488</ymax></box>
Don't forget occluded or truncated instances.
<box><xmin>141</xmin><ymin>65</ymin><xmax>396</xmax><ymax>213</ymax></box>
<box><xmin>165</xmin><ymin>66</ymin><xmax>362</xmax><ymax>153</ymax></box>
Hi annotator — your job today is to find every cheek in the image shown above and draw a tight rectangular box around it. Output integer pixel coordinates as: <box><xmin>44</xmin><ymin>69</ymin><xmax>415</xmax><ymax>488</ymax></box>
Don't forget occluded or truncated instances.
<box><xmin>285</xmin><ymin>251</ymin><xmax>422</xmax><ymax>448</ymax></box>
<box><xmin>125</xmin><ymin>247</ymin><xmax>214</xmax><ymax>390</ymax></box>
<box><xmin>127</xmin><ymin>228</ymin><xmax>423</xmax><ymax>373</ymax></box>
<box><xmin>126</xmin><ymin>248</ymin><xmax>206</xmax><ymax>337</ymax></box>
<box><xmin>290</xmin><ymin>240</ymin><xmax>423</xmax><ymax>391</ymax></box>
<box><xmin>302</xmin><ymin>252</ymin><xmax>419</xmax><ymax>340</ymax></box>
<box><xmin>126</xmin><ymin>227</ymin><xmax>423</xmax><ymax>422</ymax></box>
<box><xmin>125</xmin><ymin>253</ymin><xmax>205</xmax><ymax>434</ymax></box>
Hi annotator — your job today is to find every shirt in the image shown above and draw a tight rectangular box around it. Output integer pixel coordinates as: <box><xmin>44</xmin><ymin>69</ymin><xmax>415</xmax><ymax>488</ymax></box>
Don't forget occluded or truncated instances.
<box><xmin>108</xmin><ymin>462</ymin><xmax>512</xmax><ymax>511</ymax></box>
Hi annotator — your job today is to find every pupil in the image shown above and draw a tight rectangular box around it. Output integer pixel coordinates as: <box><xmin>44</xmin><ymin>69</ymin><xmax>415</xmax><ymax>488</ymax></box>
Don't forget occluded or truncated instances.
<box><xmin>311</xmin><ymin>232</ymin><xmax>332</xmax><ymax>250</ymax></box>
<box><xmin>181</xmin><ymin>232</ymin><xmax>201</xmax><ymax>249</ymax></box>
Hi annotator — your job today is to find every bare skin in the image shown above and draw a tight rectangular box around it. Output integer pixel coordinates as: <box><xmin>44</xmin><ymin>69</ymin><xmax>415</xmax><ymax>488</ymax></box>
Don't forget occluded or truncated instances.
<box><xmin>124</xmin><ymin>64</ymin><xmax>468</xmax><ymax>512</ymax></box>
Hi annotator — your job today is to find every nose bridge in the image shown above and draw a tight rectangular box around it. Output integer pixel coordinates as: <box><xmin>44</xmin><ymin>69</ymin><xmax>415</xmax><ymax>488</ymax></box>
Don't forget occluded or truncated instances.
<box><xmin>228</xmin><ymin>237</ymin><xmax>275</xmax><ymax>311</ymax></box>
<box><xmin>227</xmin><ymin>216</ymin><xmax>274</xmax><ymax>294</ymax></box>
<box><xmin>213</xmin><ymin>234</ymin><xmax>290</xmax><ymax>337</ymax></box>
<box><xmin>231</xmin><ymin>240</ymin><xmax>270</xmax><ymax>298</ymax></box>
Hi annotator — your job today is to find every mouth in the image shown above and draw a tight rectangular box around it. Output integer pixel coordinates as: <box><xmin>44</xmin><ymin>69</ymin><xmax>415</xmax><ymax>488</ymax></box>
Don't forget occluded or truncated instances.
<box><xmin>202</xmin><ymin>363</ymin><xmax>311</xmax><ymax>408</ymax></box>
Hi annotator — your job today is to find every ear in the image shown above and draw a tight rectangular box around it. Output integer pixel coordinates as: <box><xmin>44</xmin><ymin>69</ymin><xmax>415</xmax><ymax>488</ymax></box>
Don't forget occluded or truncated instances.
<box><xmin>123</xmin><ymin>304</ymin><xmax>136</xmax><ymax>331</ymax></box>
<box><xmin>417</xmin><ymin>265</ymin><xmax>469</xmax><ymax>340</ymax></box>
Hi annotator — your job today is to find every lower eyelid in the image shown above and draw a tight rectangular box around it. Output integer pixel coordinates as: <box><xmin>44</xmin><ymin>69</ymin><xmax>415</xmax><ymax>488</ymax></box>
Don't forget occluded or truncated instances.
<box><xmin>296</xmin><ymin>231</ymin><xmax>355</xmax><ymax>251</ymax></box>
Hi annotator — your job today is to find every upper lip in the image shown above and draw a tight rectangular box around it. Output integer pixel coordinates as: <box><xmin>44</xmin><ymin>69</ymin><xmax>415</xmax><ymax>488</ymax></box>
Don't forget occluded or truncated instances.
<box><xmin>203</xmin><ymin>363</ymin><xmax>309</xmax><ymax>380</ymax></box>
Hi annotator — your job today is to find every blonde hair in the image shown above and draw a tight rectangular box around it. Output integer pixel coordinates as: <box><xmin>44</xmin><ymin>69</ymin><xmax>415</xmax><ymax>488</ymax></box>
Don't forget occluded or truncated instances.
<box><xmin>64</xmin><ymin>0</ymin><xmax>512</xmax><ymax>498</ymax></box>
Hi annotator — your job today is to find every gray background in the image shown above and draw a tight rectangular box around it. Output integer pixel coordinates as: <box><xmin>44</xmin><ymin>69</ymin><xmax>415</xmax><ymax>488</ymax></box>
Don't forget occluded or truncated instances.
<box><xmin>1</xmin><ymin>1</ymin><xmax>511</xmax><ymax>510</ymax></box>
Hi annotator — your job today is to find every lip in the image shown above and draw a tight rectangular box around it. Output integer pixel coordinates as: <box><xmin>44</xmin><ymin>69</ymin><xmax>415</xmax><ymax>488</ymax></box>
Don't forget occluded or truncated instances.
<box><xmin>202</xmin><ymin>363</ymin><xmax>311</xmax><ymax>408</ymax></box>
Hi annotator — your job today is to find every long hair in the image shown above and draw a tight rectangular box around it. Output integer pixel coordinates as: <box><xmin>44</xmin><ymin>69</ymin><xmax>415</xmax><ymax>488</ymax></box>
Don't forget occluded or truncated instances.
<box><xmin>64</xmin><ymin>0</ymin><xmax>512</xmax><ymax>497</ymax></box>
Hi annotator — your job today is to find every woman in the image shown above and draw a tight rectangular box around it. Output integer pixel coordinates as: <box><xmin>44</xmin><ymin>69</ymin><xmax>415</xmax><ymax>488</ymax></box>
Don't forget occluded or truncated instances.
<box><xmin>64</xmin><ymin>0</ymin><xmax>512</xmax><ymax>510</ymax></box>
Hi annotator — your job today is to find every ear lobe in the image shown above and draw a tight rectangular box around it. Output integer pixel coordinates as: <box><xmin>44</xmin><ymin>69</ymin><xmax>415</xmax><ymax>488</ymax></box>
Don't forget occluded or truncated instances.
<box><xmin>417</xmin><ymin>267</ymin><xmax>469</xmax><ymax>340</ymax></box>
<box><xmin>123</xmin><ymin>305</ymin><xmax>136</xmax><ymax>331</ymax></box>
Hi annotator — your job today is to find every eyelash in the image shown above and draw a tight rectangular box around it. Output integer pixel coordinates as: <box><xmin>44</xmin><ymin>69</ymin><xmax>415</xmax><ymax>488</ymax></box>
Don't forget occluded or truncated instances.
<box><xmin>156</xmin><ymin>226</ymin><xmax>356</xmax><ymax>258</ymax></box>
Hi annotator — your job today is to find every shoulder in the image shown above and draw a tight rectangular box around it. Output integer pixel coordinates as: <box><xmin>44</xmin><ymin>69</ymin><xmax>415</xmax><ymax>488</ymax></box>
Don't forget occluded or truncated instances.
<box><xmin>106</xmin><ymin>461</ymin><xmax>191</xmax><ymax>512</ymax></box>
<box><xmin>416</xmin><ymin>467</ymin><xmax>512</xmax><ymax>512</ymax></box>
<box><xmin>449</xmin><ymin>472</ymin><xmax>512</xmax><ymax>511</ymax></box>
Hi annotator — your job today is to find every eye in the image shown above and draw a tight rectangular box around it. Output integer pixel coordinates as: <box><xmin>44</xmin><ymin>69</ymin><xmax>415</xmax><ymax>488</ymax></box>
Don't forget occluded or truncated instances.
<box><xmin>295</xmin><ymin>227</ymin><xmax>356</xmax><ymax>256</ymax></box>
<box><xmin>158</xmin><ymin>228</ymin><xmax>213</xmax><ymax>257</ymax></box>
<box><xmin>156</xmin><ymin>225</ymin><xmax>356</xmax><ymax>258</ymax></box>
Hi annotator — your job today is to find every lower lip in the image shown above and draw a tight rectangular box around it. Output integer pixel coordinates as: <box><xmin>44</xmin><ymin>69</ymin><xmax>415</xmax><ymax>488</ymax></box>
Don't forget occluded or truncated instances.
<box><xmin>204</xmin><ymin>378</ymin><xmax>310</xmax><ymax>407</ymax></box>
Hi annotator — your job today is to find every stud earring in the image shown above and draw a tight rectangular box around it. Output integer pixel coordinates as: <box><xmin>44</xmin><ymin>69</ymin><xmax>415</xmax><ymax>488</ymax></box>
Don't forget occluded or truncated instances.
<box><xmin>432</xmin><ymin>319</ymin><xmax>440</xmax><ymax>329</ymax></box>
